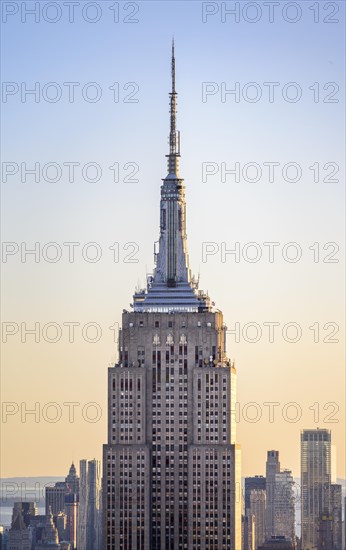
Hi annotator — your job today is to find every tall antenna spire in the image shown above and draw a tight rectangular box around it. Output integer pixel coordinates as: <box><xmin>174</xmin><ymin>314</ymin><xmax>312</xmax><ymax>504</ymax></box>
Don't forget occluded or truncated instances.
<box><xmin>172</xmin><ymin>37</ymin><xmax>176</xmax><ymax>95</ymax></box>
<box><xmin>132</xmin><ymin>39</ymin><xmax>213</xmax><ymax>312</ymax></box>
<box><xmin>167</xmin><ymin>38</ymin><xmax>180</xmax><ymax>176</ymax></box>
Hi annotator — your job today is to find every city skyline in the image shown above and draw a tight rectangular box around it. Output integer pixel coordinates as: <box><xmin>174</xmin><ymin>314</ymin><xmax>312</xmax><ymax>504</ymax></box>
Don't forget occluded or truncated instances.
<box><xmin>1</xmin><ymin>0</ymin><xmax>345</xmax><ymax>487</ymax></box>
<box><xmin>2</xmin><ymin>438</ymin><xmax>343</xmax><ymax>545</ymax></box>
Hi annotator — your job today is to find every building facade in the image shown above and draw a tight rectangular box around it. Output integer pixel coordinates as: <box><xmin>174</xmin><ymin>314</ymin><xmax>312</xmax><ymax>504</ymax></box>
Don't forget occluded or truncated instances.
<box><xmin>249</xmin><ymin>489</ymin><xmax>266</xmax><ymax>549</ymax></box>
<box><xmin>64</xmin><ymin>494</ymin><xmax>78</xmax><ymax>549</ymax></box>
<box><xmin>45</xmin><ymin>483</ymin><xmax>67</xmax><ymax>517</ymax></box>
<box><xmin>65</xmin><ymin>463</ymin><xmax>79</xmax><ymax>495</ymax></box>
<box><xmin>44</xmin><ymin>463</ymin><xmax>79</xmax><ymax>548</ymax></box>
<box><xmin>301</xmin><ymin>429</ymin><xmax>331</xmax><ymax>550</ymax></box>
<box><xmin>45</xmin><ymin>463</ymin><xmax>79</xmax><ymax>518</ymax></box>
<box><xmin>329</xmin><ymin>484</ymin><xmax>342</xmax><ymax>550</ymax></box>
<box><xmin>245</xmin><ymin>476</ymin><xmax>266</xmax><ymax>514</ymax></box>
<box><xmin>273</xmin><ymin>470</ymin><xmax>295</xmax><ymax>541</ymax></box>
<box><xmin>258</xmin><ymin>536</ymin><xmax>297</xmax><ymax>550</ymax></box>
<box><xmin>12</xmin><ymin>503</ymin><xmax>37</xmax><ymax>529</ymax></box>
<box><xmin>77</xmin><ymin>459</ymin><xmax>101</xmax><ymax>550</ymax></box>
<box><xmin>34</xmin><ymin>507</ymin><xmax>60</xmax><ymax>549</ymax></box>
<box><xmin>242</xmin><ymin>515</ymin><xmax>255</xmax><ymax>550</ymax></box>
<box><xmin>265</xmin><ymin>451</ymin><xmax>280</xmax><ymax>540</ymax></box>
<box><xmin>54</xmin><ymin>513</ymin><xmax>67</xmax><ymax>542</ymax></box>
<box><xmin>8</xmin><ymin>512</ymin><xmax>30</xmax><ymax>550</ymax></box>
<box><xmin>102</xmin><ymin>42</ymin><xmax>241</xmax><ymax>550</ymax></box>
<box><xmin>244</xmin><ymin>477</ymin><xmax>266</xmax><ymax>550</ymax></box>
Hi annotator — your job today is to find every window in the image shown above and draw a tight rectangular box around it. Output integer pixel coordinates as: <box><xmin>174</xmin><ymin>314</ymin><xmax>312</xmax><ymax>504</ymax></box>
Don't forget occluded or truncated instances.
<box><xmin>137</xmin><ymin>347</ymin><xmax>145</xmax><ymax>366</ymax></box>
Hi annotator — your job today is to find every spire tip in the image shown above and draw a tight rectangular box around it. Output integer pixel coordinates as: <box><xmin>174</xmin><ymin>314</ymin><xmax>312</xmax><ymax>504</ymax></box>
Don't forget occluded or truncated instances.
<box><xmin>167</xmin><ymin>40</ymin><xmax>179</xmax><ymax>174</ymax></box>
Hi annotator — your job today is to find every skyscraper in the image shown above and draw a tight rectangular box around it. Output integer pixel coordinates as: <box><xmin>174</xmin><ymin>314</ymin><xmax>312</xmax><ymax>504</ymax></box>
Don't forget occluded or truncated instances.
<box><xmin>264</xmin><ymin>452</ymin><xmax>296</xmax><ymax>544</ymax></box>
<box><xmin>77</xmin><ymin>459</ymin><xmax>101</xmax><ymax>550</ymax></box>
<box><xmin>244</xmin><ymin>476</ymin><xmax>266</xmax><ymax>550</ymax></box>
<box><xmin>44</xmin><ymin>463</ymin><xmax>79</xmax><ymax>548</ymax></box>
<box><xmin>65</xmin><ymin>463</ymin><xmax>79</xmax><ymax>496</ymax></box>
<box><xmin>272</xmin><ymin>470</ymin><xmax>295</xmax><ymax>541</ymax></box>
<box><xmin>301</xmin><ymin>429</ymin><xmax>331</xmax><ymax>550</ymax></box>
<box><xmin>249</xmin><ymin>489</ymin><xmax>266</xmax><ymax>549</ymax></box>
<box><xmin>245</xmin><ymin>476</ymin><xmax>266</xmax><ymax>514</ymax></box>
<box><xmin>64</xmin><ymin>494</ymin><xmax>78</xmax><ymax>549</ymax></box>
<box><xmin>266</xmin><ymin>451</ymin><xmax>280</xmax><ymax>539</ymax></box>
<box><xmin>102</xmin><ymin>42</ymin><xmax>241</xmax><ymax>550</ymax></box>
<box><xmin>242</xmin><ymin>514</ymin><xmax>255</xmax><ymax>550</ymax></box>
<box><xmin>45</xmin><ymin>483</ymin><xmax>67</xmax><ymax>516</ymax></box>
<box><xmin>317</xmin><ymin>513</ymin><xmax>334</xmax><ymax>550</ymax></box>
<box><xmin>45</xmin><ymin>463</ymin><xmax>78</xmax><ymax>515</ymax></box>
<box><xmin>64</xmin><ymin>462</ymin><xmax>79</xmax><ymax>549</ymax></box>
<box><xmin>329</xmin><ymin>484</ymin><xmax>342</xmax><ymax>550</ymax></box>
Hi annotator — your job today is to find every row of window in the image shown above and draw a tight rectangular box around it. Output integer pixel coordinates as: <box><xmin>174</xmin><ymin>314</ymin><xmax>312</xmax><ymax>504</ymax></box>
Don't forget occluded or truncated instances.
<box><xmin>127</xmin><ymin>320</ymin><xmax>214</xmax><ymax>328</ymax></box>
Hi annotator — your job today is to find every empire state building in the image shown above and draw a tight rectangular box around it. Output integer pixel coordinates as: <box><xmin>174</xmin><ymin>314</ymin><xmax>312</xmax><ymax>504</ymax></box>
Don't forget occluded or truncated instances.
<box><xmin>102</xmin><ymin>43</ymin><xmax>241</xmax><ymax>550</ymax></box>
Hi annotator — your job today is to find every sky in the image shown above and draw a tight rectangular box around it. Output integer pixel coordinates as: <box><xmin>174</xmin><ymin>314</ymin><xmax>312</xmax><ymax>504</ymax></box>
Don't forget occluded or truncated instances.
<box><xmin>1</xmin><ymin>0</ymin><xmax>345</xmax><ymax>480</ymax></box>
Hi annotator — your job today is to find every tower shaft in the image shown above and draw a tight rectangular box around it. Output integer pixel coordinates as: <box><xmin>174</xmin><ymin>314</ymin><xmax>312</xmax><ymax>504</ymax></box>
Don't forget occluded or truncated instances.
<box><xmin>103</xmin><ymin>43</ymin><xmax>241</xmax><ymax>550</ymax></box>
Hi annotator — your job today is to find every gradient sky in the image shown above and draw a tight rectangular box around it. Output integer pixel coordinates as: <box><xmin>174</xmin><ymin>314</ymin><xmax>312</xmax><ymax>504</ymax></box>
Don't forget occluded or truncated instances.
<box><xmin>1</xmin><ymin>0</ymin><xmax>345</xmax><ymax>479</ymax></box>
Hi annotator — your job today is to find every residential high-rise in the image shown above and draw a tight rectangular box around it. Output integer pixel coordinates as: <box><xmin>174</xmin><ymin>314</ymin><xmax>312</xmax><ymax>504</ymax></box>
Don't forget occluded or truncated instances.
<box><xmin>266</xmin><ymin>451</ymin><xmax>280</xmax><ymax>539</ymax></box>
<box><xmin>102</xmin><ymin>42</ymin><xmax>241</xmax><ymax>550</ymax></box>
<box><xmin>301</xmin><ymin>429</ymin><xmax>331</xmax><ymax>550</ymax></box>
<box><xmin>272</xmin><ymin>470</ymin><xmax>295</xmax><ymax>541</ymax></box>
<box><xmin>77</xmin><ymin>459</ymin><xmax>101</xmax><ymax>550</ymax></box>
<box><xmin>249</xmin><ymin>489</ymin><xmax>266</xmax><ymax>549</ymax></box>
